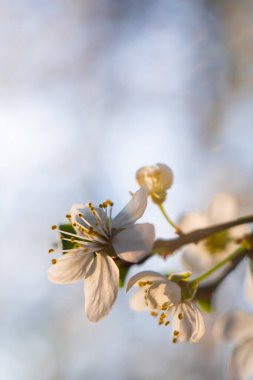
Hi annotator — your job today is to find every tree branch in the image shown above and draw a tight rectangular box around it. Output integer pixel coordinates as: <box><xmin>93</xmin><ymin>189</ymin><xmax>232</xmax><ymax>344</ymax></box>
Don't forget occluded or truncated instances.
<box><xmin>194</xmin><ymin>247</ymin><xmax>252</xmax><ymax>304</ymax></box>
<box><xmin>153</xmin><ymin>215</ymin><xmax>253</xmax><ymax>255</ymax></box>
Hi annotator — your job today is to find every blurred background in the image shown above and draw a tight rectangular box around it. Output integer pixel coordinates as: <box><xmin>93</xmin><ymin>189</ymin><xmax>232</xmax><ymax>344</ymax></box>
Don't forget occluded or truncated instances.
<box><xmin>1</xmin><ymin>0</ymin><xmax>253</xmax><ymax>379</ymax></box>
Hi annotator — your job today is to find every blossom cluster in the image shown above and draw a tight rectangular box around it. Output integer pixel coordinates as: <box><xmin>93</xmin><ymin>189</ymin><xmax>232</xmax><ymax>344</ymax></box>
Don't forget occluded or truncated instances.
<box><xmin>48</xmin><ymin>163</ymin><xmax>253</xmax><ymax>379</ymax></box>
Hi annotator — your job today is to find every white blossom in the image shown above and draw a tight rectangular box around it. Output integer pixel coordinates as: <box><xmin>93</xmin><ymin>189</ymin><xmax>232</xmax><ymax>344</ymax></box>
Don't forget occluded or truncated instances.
<box><xmin>215</xmin><ymin>311</ymin><xmax>253</xmax><ymax>380</ymax></box>
<box><xmin>136</xmin><ymin>163</ymin><xmax>173</xmax><ymax>204</ymax></box>
<box><xmin>127</xmin><ymin>271</ymin><xmax>205</xmax><ymax>343</ymax></box>
<box><xmin>179</xmin><ymin>193</ymin><xmax>247</xmax><ymax>274</ymax></box>
<box><xmin>48</xmin><ymin>187</ymin><xmax>155</xmax><ymax>322</ymax></box>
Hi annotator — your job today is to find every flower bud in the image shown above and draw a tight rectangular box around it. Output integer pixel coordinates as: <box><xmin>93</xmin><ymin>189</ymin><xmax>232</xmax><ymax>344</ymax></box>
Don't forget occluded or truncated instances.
<box><xmin>136</xmin><ymin>163</ymin><xmax>173</xmax><ymax>204</ymax></box>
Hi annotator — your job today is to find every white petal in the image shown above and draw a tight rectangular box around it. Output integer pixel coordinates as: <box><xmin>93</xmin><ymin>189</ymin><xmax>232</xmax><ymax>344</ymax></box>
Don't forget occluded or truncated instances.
<box><xmin>126</xmin><ymin>271</ymin><xmax>166</xmax><ymax>292</ymax></box>
<box><xmin>244</xmin><ymin>264</ymin><xmax>253</xmax><ymax>305</ymax></box>
<box><xmin>157</xmin><ymin>163</ymin><xmax>174</xmax><ymax>188</ymax></box>
<box><xmin>136</xmin><ymin>166</ymin><xmax>157</xmax><ymax>193</ymax></box>
<box><xmin>130</xmin><ymin>288</ymin><xmax>149</xmax><ymax>311</ymax></box>
<box><xmin>113</xmin><ymin>223</ymin><xmax>155</xmax><ymax>263</ymax></box>
<box><xmin>84</xmin><ymin>253</ymin><xmax>119</xmax><ymax>322</ymax></box>
<box><xmin>48</xmin><ymin>252</ymin><xmax>94</xmax><ymax>284</ymax></box>
<box><xmin>147</xmin><ymin>282</ymin><xmax>181</xmax><ymax>309</ymax></box>
<box><xmin>112</xmin><ymin>187</ymin><xmax>147</xmax><ymax>229</ymax></box>
<box><xmin>214</xmin><ymin>311</ymin><xmax>253</xmax><ymax>343</ymax></box>
<box><xmin>228</xmin><ymin>338</ymin><xmax>253</xmax><ymax>380</ymax></box>
<box><xmin>182</xmin><ymin>246</ymin><xmax>218</xmax><ymax>273</ymax></box>
<box><xmin>179</xmin><ymin>212</ymin><xmax>209</xmax><ymax>233</ymax></box>
<box><xmin>136</xmin><ymin>164</ymin><xmax>173</xmax><ymax>193</ymax></box>
<box><xmin>173</xmin><ymin>302</ymin><xmax>205</xmax><ymax>343</ymax></box>
<box><xmin>190</xmin><ymin>303</ymin><xmax>206</xmax><ymax>343</ymax></box>
<box><xmin>208</xmin><ymin>193</ymin><xmax>238</xmax><ymax>223</ymax></box>
<box><xmin>70</xmin><ymin>203</ymin><xmax>107</xmax><ymax>232</ymax></box>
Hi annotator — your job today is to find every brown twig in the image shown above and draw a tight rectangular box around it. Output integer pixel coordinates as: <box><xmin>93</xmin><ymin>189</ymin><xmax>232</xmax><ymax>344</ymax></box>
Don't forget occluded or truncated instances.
<box><xmin>194</xmin><ymin>247</ymin><xmax>252</xmax><ymax>304</ymax></box>
<box><xmin>153</xmin><ymin>215</ymin><xmax>253</xmax><ymax>255</ymax></box>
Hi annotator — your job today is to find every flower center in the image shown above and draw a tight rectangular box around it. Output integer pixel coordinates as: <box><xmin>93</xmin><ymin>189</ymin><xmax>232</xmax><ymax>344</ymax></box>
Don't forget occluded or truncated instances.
<box><xmin>49</xmin><ymin>199</ymin><xmax>115</xmax><ymax>259</ymax></box>
<box><xmin>138</xmin><ymin>281</ymin><xmax>183</xmax><ymax>343</ymax></box>
<box><xmin>204</xmin><ymin>230</ymin><xmax>230</xmax><ymax>254</ymax></box>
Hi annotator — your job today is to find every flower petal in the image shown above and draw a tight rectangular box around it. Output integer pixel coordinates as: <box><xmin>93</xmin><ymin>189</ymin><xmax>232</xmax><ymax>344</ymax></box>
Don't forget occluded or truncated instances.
<box><xmin>214</xmin><ymin>311</ymin><xmax>253</xmax><ymax>343</ymax></box>
<box><xmin>244</xmin><ymin>264</ymin><xmax>253</xmax><ymax>305</ymax></box>
<box><xmin>182</xmin><ymin>247</ymin><xmax>217</xmax><ymax>273</ymax></box>
<box><xmin>147</xmin><ymin>282</ymin><xmax>181</xmax><ymax>309</ymax></box>
<box><xmin>173</xmin><ymin>302</ymin><xmax>205</xmax><ymax>343</ymax></box>
<box><xmin>156</xmin><ymin>163</ymin><xmax>174</xmax><ymax>188</ymax></box>
<box><xmin>136</xmin><ymin>166</ymin><xmax>157</xmax><ymax>193</ymax></box>
<box><xmin>126</xmin><ymin>271</ymin><xmax>166</xmax><ymax>292</ymax></box>
<box><xmin>84</xmin><ymin>253</ymin><xmax>119</xmax><ymax>322</ymax></box>
<box><xmin>179</xmin><ymin>212</ymin><xmax>209</xmax><ymax>233</ymax></box>
<box><xmin>48</xmin><ymin>252</ymin><xmax>94</xmax><ymax>284</ymax></box>
<box><xmin>208</xmin><ymin>193</ymin><xmax>238</xmax><ymax>223</ymax></box>
<box><xmin>130</xmin><ymin>288</ymin><xmax>149</xmax><ymax>311</ymax></box>
<box><xmin>136</xmin><ymin>164</ymin><xmax>173</xmax><ymax>193</ymax></box>
<box><xmin>70</xmin><ymin>203</ymin><xmax>107</xmax><ymax>232</ymax></box>
<box><xmin>228</xmin><ymin>338</ymin><xmax>253</xmax><ymax>380</ymax></box>
<box><xmin>112</xmin><ymin>187</ymin><xmax>147</xmax><ymax>229</ymax></box>
<box><xmin>113</xmin><ymin>223</ymin><xmax>155</xmax><ymax>263</ymax></box>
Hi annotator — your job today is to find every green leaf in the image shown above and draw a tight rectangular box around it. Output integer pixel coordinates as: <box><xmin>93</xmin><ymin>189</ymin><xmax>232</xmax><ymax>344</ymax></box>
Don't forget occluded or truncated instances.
<box><xmin>119</xmin><ymin>265</ymin><xmax>130</xmax><ymax>288</ymax></box>
<box><xmin>59</xmin><ymin>223</ymin><xmax>77</xmax><ymax>252</ymax></box>
<box><xmin>196</xmin><ymin>298</ymin><xmax>213</xmax><ymax>313</ymax></box>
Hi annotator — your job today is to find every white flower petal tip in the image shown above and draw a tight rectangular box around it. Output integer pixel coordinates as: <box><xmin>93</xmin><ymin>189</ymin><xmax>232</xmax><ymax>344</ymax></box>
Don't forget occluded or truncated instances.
<box><xmin>84</xmin><ymin>254</ymin><xmax>119</xmax><ymax>322</ymax></box>
<box><xmin>126</xmin><ymin>271</ymin><xmax>166</xmax><ymax>292</ymax></box>
<box><xmin>173</xmin><ymin>302</ymin><xmax>205</xmax><ymax>344</ymax></box>
<box><xmin>127</xmin><ymin>272</ymin><xmax>205</xmax><ymax>344</ymax></box>
<box><xmin>130</xmin><ymin>288</ymin><xmax>149</xmax><ymax>311</ymax></box>
<box><xmin>112</xmin><ymin>187</ymin><xmax>148</xmax><ymax>229</ymax></box>
<box><xmin>113</xmin><ymin>223</ymin><xmax>155</xmax><ymax>263</ymax></box>
<box><xmin>48</xmin><ymin>253</ymin><xmax>93</xmax><ymax>284</ymax></box>
<box><xmin>136</xmin><ymin>163</ymin><xmax>173</xmax><ymax>204</ymax></box>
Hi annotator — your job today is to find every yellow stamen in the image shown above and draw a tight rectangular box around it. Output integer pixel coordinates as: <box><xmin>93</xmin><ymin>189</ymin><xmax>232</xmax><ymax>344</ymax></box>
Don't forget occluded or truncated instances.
<box><xmin>51</xmin><ymin>225</ymin><xmax>57</xmax><ymax>230</ymax></box>
<box><xmin>51</xmin><ymin>259</ymin><xmax>57</xmax><ymax>265</ymax></box>
<box><xmin>150</xmin><ymin>311</ymin><xmax>158</xmax><ymax>317</ymax></box>
<box><xmin>48</xmin><ymin>249</ymin><xmax>54</xmax><ymax>253</ymax></box>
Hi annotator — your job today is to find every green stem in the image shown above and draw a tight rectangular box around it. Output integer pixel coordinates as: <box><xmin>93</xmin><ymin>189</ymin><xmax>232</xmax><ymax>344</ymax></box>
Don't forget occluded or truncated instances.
<box><xmin>158</xmin><ymin>204</ymin><xmax>181</xmax><ymax>233</ymax></box>
<box><xmin>190</xmin><ymin>246</ymin><xmax>245</xmax><ymax>285</ymax></box>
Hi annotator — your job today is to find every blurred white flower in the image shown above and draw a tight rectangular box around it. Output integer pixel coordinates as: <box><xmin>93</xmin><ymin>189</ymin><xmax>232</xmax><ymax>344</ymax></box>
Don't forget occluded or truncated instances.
<box><xmin>215</xmin><ymin>311</ymin><xmax>253</xmax><ymax>380</ymax></box>
<box><xmin>136</xmin><ymin>163</ymin><xmax>173</xmax><ymax>204</ymax></box>
<box><xmin>179</xmin><ymin>193</ymin><xmax>247</xmax><ymax>274</ymax></box>
<box><xmin>48</xmin><ymin>187</ymin><xmax>155</xmax><ymax>322</ymax></box>
<box><xmin>127</xmin><ymin>271</ymin><xmax>205</xmax><ymax>343</ymax></box>
<box><xmin>244</xmin><ymin>262</ymin><xmax>253</xmax><ymax>305</ymax></box>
